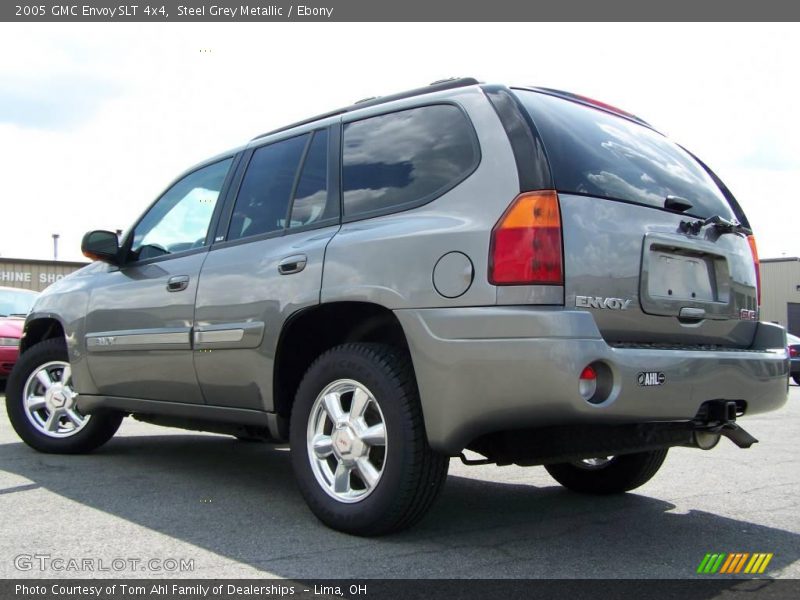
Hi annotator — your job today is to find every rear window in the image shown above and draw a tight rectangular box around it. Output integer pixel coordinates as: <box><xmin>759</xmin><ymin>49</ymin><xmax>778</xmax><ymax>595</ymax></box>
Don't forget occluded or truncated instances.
<box><xmin>0</xmin><ymin>288</ymin><xmax>37</xmax><ymax>316</ymax></box>
<box><xmin>513</xmin><ymin>90</ymin><xmax>734</xmax><ymax>219</ymax></box>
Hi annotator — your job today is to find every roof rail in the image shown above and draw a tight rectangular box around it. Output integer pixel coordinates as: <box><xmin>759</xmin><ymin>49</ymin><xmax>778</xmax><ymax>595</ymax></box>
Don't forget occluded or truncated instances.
<box><xmin>252</xmin><ymin>77</ymin><xmax>481</xmax><ymax>140</ymax></box>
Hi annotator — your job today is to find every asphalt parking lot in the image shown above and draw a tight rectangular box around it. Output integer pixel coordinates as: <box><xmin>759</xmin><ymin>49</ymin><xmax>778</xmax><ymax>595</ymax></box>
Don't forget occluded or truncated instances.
<box><xmin>0</xmin><ymin>383</ymin><xmax>798</xmax><ymax>579</ymax></box>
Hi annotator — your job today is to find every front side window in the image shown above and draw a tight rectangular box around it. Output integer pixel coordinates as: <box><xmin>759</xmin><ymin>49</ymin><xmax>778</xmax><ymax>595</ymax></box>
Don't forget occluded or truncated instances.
<box><xmin>130</xmin><ymin>158</ymin><xmax>232</xmax><ymax>261</ymax></box>
<box><xmin>342</xmin><ymin>104</ymin><xmax>478</xmax><ymax>219</ymax></box>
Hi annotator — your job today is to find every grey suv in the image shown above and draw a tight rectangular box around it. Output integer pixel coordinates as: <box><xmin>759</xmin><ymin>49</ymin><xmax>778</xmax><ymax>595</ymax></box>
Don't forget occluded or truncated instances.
<box><xmin>6</xmin><ymin>78</ymin><xmax>789</xmax><ymax>535</ymax></box>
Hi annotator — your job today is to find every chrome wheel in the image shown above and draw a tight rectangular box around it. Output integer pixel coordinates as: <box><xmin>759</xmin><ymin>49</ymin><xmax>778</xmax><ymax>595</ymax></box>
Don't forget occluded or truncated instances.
<box><xmin>573</xmin><ymin>456</ymin><xmax>614</xmax><ymax>470</ymax></box>
<box><xmin>22</xmin><ymin>361</ymin><xmax>90</xmax><ymax>438</ymax></box>
<box><xmin>306</xmin><ymin>379</ymin><xmax>387</xmax><ymax>504</ymax></box>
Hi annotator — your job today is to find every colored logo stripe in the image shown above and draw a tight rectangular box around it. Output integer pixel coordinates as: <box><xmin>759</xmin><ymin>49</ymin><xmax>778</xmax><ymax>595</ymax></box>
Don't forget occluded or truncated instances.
<box><xmin>697</xmin><ymin>553</ymin><xmax>727</xmax><ymax>574</ymax></box>
<box><xmin>745</xmin><ymin>553</ymin><xmax>774</xmax><ymax>574</ymax></box>
<box><xmin>697</xmin><ymin>553</ymin><xmax>773</xmax><ymax>574</ymax></box>
<box><xmin>720</xmin><ymin>553</ymin><xmax>748</xmax><ymax>573</ymax></box>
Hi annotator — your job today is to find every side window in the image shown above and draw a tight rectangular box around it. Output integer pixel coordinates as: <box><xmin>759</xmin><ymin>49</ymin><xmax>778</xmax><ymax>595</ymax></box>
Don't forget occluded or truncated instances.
<box><xmin>289</xmin><ymin>129</ymin><xmax>331</xmax><ymax>228</ymax></box>
<box><xmin>228</xmin><ymin>134</ymin><xmax>308</xmax><ymax>241</ymax></box>
<box><xmin>342</xmin><ymin>104</ymin><xmax>478</xmax><ymax>219</ymax></box>
<box><xmin>130</xmin><ymin>158</ymin><xmax>232</xmax><ymax>261</ymax></box>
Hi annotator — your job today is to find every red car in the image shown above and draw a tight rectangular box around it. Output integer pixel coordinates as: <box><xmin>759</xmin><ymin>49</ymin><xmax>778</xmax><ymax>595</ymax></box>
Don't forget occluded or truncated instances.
<box><xmin>0</xmin><ymin>287</ymin><xmax>38</xmax><ymax>380</ymax></box>
<box><xmin>788</xmin><ymin>333</ymin><xmax>800</xmax><ymax>386</ymax></box>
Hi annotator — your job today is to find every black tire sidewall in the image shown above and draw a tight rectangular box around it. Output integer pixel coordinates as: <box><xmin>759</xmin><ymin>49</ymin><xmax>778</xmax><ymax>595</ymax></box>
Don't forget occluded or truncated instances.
<box><xmin>6</xmin><ymin>339</ymin><xmax>122</xmax><ymax>454</ymax></box>
<box><xmin>545</xmin><ymin>449</ymin><xmax>668</xmax><ymax>495</ymax></box>
<box><xmin>290</xmin><ymin>344</ymin><xmax>422</xmax><ymax>534</ymax></box>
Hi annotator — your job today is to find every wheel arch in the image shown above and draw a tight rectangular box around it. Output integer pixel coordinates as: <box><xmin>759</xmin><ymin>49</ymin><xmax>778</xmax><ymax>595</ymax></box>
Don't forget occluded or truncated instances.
<box><xmin>273</xmin><ymin>301</ymin><xmax>414</xmax><ymax>424</ymax></box>
<box><xmin>20</xmin><ymin>315</ymin><xmax>67</xmax><ymax>355</ymax></box>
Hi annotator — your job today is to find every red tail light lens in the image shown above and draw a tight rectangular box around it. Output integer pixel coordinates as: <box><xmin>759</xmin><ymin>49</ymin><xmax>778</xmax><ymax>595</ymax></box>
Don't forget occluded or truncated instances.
<box><xmin>578</xmin><ymin>365</ymin><xmax>598</xmax><ymax>401</ymax></box>
<box><xmin>747</xmin><ymin>234</ymin><xmax>761</xmax><ymax>307</ymax></box>
<box><xmin>790</xmin><ymin>347</ymin><xmax>798</xmax><ymax>358</ymax></box>
<box><xmin>489</xmin><ymin>191</ymin><xmax>563</xmax><ymax>285</ymax></box>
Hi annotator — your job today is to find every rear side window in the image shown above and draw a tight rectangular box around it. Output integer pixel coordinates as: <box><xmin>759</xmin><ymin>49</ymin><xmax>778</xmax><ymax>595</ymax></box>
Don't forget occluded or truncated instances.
<box><xmin>342</xmin><ymin>104</ymin><xmax>478</xmax><ymax>219</ymax></box>
<box><xmin>228</xmin><ymin>134</ymin><xmax>308</xmax><ymax>241</ymax></box>
<box><xmin>513</xmin><ymin>90</ymin><xmax>734</xmax><ymax>219</ymax></box>
<box><xmin>289</xmin><ymin>129</ymin><xmax>332</xmax><ymax>229</ymax></box>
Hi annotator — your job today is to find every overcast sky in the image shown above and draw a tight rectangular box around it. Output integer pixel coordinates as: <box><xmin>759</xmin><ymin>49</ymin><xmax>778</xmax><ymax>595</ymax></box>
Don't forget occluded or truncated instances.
<box><xmin>1</xmin><ymin>23</ymin><xmax>798</xmax><ymax>262</ymax></box>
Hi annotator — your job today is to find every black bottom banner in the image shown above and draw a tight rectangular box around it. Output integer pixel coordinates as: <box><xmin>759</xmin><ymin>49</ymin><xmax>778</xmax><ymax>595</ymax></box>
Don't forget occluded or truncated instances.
<box><xmin>4</xmin><ymin>579</ymin><xmax>800</xmax><ymax>600</ymax></box>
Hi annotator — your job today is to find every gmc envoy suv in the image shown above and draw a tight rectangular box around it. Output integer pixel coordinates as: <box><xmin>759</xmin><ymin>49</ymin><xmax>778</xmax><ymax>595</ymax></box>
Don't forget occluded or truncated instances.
<box><xmin>6</xmin><ymin>78</ymin><xmax>789</xmax><ymax>535</ymax></box>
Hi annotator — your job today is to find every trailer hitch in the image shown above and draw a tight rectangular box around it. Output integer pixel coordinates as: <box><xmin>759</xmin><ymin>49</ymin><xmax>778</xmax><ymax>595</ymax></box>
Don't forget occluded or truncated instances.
<box><xmin>718</xmin><ymin>424</ymin><xmax>759</xmax><ymax>449</ymax></box>
<box><xmin>693</xmin><ymin>400</ymin><xmax>759</xmax><ymax>449</ymax></box>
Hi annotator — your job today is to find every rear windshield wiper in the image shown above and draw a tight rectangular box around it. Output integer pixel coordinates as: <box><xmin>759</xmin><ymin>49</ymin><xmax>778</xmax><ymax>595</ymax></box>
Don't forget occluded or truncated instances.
<box><xmin>664</xmin><ymin>195</ymin><xmax>693</xmax><ymax>212</ymax></box>
<box><xmin>679</xmin><ymin>214</ymin><xmax>752</xmax><ymax>236</ymax></box>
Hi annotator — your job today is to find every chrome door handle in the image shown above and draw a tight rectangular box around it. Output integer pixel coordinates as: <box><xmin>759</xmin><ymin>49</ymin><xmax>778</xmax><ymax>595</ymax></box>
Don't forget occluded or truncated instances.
<box><xmin>278</xmin><ymin>254</ymin><xmax>307</xmax><ymax>275</ymax></box>
<box><xmin>167</xmin><ymin>275</ymin><xmax>190</xmax><ymax>292</ymax></box>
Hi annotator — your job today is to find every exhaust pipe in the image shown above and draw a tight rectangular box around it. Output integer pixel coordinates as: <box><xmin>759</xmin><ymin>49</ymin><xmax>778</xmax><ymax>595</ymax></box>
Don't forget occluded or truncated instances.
<box><xmin>691</xmin><ymin>430</ymin><xmax>721</xmax><ymax>450</ymax></box>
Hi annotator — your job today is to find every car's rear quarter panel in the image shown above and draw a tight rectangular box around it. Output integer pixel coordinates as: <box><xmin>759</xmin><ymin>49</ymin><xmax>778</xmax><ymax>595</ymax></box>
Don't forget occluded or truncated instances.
<box><xmin>321</xmin><ymin>87</ymin><xmax>519</xmax><ymax>310</ymax></box>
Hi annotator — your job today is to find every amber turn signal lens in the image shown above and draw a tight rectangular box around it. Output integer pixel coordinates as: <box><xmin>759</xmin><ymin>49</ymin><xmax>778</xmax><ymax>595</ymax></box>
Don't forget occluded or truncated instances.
<box><xmin>489</xmin><ymin>190</ymin><xmax>563</xmax><ymax>285</ymax></box>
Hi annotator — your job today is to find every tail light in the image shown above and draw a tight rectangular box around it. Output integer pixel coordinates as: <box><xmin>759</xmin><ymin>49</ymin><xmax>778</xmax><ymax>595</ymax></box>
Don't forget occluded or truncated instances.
<box><xmin>747</xmin><ymin>234</ymin><xmax>761</xmax><ymax>307</ymax></box>
<box><xmin>489</xmin><ymin>190</ymin><xmax>563</xmax><ymax>285</ymax></box>
<box><xmin>790</xmin><ymin>347</ymin><xmax>798</xmax><ymax>358</ymax></box>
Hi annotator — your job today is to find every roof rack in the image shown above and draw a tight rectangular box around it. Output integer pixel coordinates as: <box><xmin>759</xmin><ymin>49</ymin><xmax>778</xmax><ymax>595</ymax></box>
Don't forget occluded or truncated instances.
<box><xmin>252</xmin><ymin>77</ymin><xmax>480</xmax><ymax>140</ymax></box>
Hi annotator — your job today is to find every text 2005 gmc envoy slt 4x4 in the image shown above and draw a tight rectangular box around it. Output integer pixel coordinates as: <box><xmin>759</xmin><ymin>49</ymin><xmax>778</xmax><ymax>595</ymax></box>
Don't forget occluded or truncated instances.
<box><xmin>7</xmin><ymin>78</ymin><xmax>789</xmax><ymax>535</ymax></box>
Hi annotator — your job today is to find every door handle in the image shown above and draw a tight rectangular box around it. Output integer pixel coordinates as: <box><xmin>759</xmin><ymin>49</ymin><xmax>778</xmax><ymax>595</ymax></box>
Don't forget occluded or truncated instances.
<box><xmin>167</xmin><ymin>275</ymin><xmax>190</xmax><ymax>292</ymax></box>
<box><xmin>278</xmin><ymin>254</ymin><xmax>307</xmax><ymax>275</ymax></box>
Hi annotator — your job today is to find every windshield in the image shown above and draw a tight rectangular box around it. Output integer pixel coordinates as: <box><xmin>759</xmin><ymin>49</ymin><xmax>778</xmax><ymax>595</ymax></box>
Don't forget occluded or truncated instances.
<box><xmin>0</xmin><ymin>288</ymin><xmax>38</xmax><ymax>316</ymax></box>
<box><xmin>513</xmin><ymin>89</ymin><xmax>735</xmax><ymax>220</ymax></box>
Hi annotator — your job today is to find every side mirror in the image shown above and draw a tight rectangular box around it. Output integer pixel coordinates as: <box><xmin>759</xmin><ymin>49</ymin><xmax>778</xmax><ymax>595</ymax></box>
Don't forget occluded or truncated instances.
<box><xmin>81</xmin><ymin>230</ymin><xmax>121</xmax><ymax>265</ymax></box>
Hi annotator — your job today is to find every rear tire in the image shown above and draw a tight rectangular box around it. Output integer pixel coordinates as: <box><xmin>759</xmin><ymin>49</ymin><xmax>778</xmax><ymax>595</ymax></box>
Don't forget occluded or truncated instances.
<box><xmin>792</xmin><ymin>375</ymin><xmax>800</xmax><ymax>386</ymax></box>
<box><xmin>290</xmin><ymin>343</ymin><xmax>448</xmax><ymax>536</ymax></box>
<box><xmin>6</xmin><ymin>339</ymin><xmax>123</xmax><ymax>454</ymax></box>
<box><xmin>544</xmin><ymin>449</ymin><xmax>668</xmax><ymax>494</ymax></box>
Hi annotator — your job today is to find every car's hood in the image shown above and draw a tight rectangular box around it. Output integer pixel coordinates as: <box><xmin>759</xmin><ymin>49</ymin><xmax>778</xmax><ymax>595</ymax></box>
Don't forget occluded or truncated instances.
<box><xmin>0</xmin><ymin>316</ymin><xmax>24</xmax><ymax>338</ymax></box>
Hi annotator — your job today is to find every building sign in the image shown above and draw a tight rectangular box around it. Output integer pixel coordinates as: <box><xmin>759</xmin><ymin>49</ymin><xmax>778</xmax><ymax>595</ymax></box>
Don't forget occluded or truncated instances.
<box><xmin>0</xmin><ymin>258</ymin><xmax>88</xmax><ymax>292</ymax></box>
<box><xmin>0</xmin><ymin>270</ymin><xmax>66</xmax><ymax>285</ymax></box>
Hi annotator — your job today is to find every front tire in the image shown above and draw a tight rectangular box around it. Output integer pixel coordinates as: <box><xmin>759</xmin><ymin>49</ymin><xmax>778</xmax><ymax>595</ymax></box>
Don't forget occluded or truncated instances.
<box><xmin>6</xmin><ymin>339</ymin><xmax>123</xmax><ymax>454</ymax></box>
<box><xmin>544</xmin><ymin>450</ymin><xmax>668</xmax><ymax>494</ymax></box>
<box><xmin>290</xmin><ymin>343</ymin><xmax>448</xmax><ymax>536</ymax></box>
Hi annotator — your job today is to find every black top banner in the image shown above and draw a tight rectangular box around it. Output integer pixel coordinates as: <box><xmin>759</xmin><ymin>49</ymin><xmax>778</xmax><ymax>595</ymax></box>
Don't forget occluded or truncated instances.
<box><xmin>3</xmin><ymin>0</ymin><xmax>800</xmax><ymax>22</ymax></box>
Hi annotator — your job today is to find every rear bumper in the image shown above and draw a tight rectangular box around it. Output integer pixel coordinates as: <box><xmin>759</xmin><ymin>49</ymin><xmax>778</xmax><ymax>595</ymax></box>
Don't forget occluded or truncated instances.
<box><xmin>0</xmin><ymin>346</ymin><xmax>19</xmax><ymax>377</ymax></box>
<box><xmin>395</xmin><ymin>307</ymin><xmax>789</xmax><ymax>454</ymax></box>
